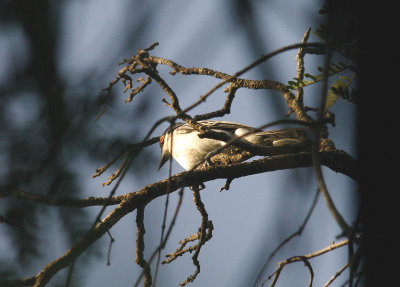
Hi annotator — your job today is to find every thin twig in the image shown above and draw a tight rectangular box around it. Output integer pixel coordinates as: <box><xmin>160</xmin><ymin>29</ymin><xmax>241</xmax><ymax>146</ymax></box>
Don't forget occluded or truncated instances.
<box><xmin>106</xmin><ymin>231</ymin><xmax>115</xmax><ymax>266</ymax></box>
<box><xmin>179</xmin><ymin>188</ymin><xmax>210</xmax><ymax>286</ymax></box>
<box><xmin>179</xmin><ymin>43</ymin><xmax>324</xmax><ymax>121</ymax></box>
<box><xmin>64</xmin><ymin>260</ymin><xmax>75</xmax><ymax>287</ymax></box>
<box><xmin>162</xmin><ymin>221</ymin><xmax>213</xmax><ymax>265</ymax></box>
<box><xmin>269</xmin><ymin>256</ymin><xmax>314</xmax><ymax>287</ymax></box>
<box><xmin>311</xmin><ymin>44</ymin><xmax>350</xmax><ymax>234</ymax></box>
<box><xmin>323</xmin><ymin>263</ymin><xmax>349</xmax><ymax>287</ymax></box>
<box><xmin>135</xmin><ymin>206</ymin><xmax>152</xmax><ymax>287</ymax></box>
<box><xmin>295</xmin><ymin>27</ymin><xmax>311</xmax><ymax>106</ymax></box>
<box><xmin>91</xmin><ymin>136</ymin><xmax>159</xmax><ymax>179</ymax></box>
<box><xmin>58</xmin><ymin>140</ymin><xmax>140</xmax><ymax>287</ymax></box>
<box><xmin>127</xmin><ymin>43</ymin><xmax>322</xmax><ymax>126</ymax></box>
<box><xmin>133</xmin><ymin>188</ymin><xmax>185</xmax><ymax>287</ymax></box>
<box><xmin>253</xmin><ymin>189</ymin><xmax>320</xmax><ymax>287</ymax></box>
<box><xmin>153</xmin><ymin>123</ymin><xmax>175</xmax><ymax>287</ymax></box>
<box><xmin>266</xmin><ymin>239</ymin><xmax>348</xmax><ymax>286</ymax></box>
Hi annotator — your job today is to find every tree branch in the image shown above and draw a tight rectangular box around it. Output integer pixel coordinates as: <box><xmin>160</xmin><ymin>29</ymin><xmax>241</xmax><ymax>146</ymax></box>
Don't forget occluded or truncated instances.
<box><xmin>1</xmin><ymin>149</ymin><xmax>359</xmax><ymax>209</ymax></box>
<box><xmin>0</xmin><ymin>149</ymin><xmax>358</xmax><ymax>286</ymax></box>
<box><xmin>0</xmin><ymin>188</ymin><xmax>124</xmax><ymax>207</ymax></box>
<box><xmin>267</xmin><ymin>239</ymin><xmax>348</xmax><ymax>286</ymax></box>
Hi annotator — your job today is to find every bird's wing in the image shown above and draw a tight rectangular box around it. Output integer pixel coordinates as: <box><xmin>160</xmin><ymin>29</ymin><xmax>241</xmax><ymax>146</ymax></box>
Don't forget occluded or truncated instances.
<box><xmin>198</xmin><ymin>120</ymin><xmax>260</xmax><ymax>133</ymax></box>
<box><xmin>255</xmin><ymin>128</ymin><xmax>308</xmax><ymax>139</ymax></box>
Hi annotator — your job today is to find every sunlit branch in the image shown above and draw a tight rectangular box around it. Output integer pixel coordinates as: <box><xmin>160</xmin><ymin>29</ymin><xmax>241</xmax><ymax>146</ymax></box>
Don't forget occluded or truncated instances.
<box><xmin>295</xmin><ymin>27</ymin><xmax>311</xmax><ymax>106</ymax></box>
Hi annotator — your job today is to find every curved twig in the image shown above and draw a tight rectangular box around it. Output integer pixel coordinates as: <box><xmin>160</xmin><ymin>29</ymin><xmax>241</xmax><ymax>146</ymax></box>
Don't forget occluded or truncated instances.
<box><xmin>253</xmin><ymin>190</ymin><xmax>320</xmax><ymax>287</ymax></box>
<box><xmin>266</xmin><ymin>239</ymin><xmax>348</xmax><ymax>287</ymax></box>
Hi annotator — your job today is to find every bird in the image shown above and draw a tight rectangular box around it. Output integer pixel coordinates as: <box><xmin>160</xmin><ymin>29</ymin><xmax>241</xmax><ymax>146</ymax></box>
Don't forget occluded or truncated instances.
<box><xmin>158</xmin><ymin>120</ymin><xmax>308</xmax><ymax>171</ymax></box>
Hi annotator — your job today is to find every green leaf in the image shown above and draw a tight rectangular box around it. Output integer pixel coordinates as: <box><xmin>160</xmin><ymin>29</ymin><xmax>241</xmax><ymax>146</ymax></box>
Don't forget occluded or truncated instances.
<box><xmin>325</xmin><ymin>72</ymin><xmax>357</xmax><ymax>109</ymax></box>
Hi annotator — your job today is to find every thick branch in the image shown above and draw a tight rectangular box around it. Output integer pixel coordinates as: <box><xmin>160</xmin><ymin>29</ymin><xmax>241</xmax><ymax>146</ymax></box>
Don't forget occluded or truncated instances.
<box><xmin>1</xmin><ymin>150</ymin><xmax>358</xmax><ymax>286</ymax></box>
<box><xmin>1</xmin><ymin>150</ymin><xmax>359</xmax><ymax>210</ymax></box>
<box><xmin>0</xmin><ymin>188</ymin><xmax>124</xmax><ymax>207</ymax></box>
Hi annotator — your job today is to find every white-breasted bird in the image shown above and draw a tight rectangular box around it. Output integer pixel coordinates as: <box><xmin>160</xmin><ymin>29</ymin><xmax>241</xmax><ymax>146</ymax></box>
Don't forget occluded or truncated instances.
<box><xmin>158</xmin><ymin>120</ymin><xmax>308</xmax><ymax>171</ymax></box>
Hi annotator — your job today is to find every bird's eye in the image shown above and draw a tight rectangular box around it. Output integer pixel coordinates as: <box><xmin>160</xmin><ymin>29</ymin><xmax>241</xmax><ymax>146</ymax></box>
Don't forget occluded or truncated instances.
<box><xmin>160</xmin><ymin>135</ymin><xmax>164</xmax><ymax>144</ymax></box>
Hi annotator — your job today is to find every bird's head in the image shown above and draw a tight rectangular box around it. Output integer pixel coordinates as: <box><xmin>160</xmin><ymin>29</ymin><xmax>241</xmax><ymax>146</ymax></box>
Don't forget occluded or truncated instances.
<box><xmin>158</xmin><ymin>128</ymin><xmax>173</xmax><ymax>170</ymax></box>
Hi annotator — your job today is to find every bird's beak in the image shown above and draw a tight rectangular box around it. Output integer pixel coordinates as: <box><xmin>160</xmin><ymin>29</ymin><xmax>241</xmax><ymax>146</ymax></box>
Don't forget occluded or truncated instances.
<box><xmin>158</xmin><ymin>152</ymin><xmax>169</xmax><ymax>170</ymax></box>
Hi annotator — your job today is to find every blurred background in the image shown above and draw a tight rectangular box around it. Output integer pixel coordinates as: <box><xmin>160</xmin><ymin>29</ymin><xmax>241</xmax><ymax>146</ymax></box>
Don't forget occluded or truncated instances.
<box><xmin>0</xmin><ymin>0</ymin><xmax>358</xmax><ymax>286</ymax></box>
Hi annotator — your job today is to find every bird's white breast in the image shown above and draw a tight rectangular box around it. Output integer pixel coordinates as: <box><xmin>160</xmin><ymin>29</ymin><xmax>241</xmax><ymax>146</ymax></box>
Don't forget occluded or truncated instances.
<box><xmin>170</xmin><ymin>130</ymin><xmax>225</xmax><ymax>170</ymax></box>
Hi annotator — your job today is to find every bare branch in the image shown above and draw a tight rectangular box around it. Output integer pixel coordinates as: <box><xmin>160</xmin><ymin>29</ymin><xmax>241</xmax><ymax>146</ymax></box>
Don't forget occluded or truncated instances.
<box><xmin>134</xmin><ymin>188</ymin><xmax>185</xmax><ymax>287</ymax></box>
<box><xmin>266</xmin><ymin>239</ymin><xmax>348</xmax><ymax>286</ymax></box>
<box><xmin>0</xmin><ymin>188</ymin><xmax>124</xmax><ymax>207</ymax></box>
<box><xmin>178</xmin><ymin>189</ymin><xmax>211</xmax><ymax>286</ymax></box>
<box><xmin>311</xmin><ymin>45</ymin><xmax>351</xmax><ymax>235</ymax></box>
<box><xmin>323</xmin><ymin>263</ymin><xmax>349</xmax><ymax>287</ymax></box>
<box><xmin>110</xmin><ymin>43</ymin><xmax>323</xmax><ymax>128</ymax></box>
<box><xmin>106</xmin><ymin>231</ymin><xmax>115</xmax><ymax>266</ymax></box>
<box><xmin>135</xmin><ymin>206</ymin><xmax>152</xmax><ymax>287</ymax></box>
<box><xmin>193</xmin><ymin>83</ymin><xmax>238</xmax><ymax>121</ymax></box>
<box><xmin>295</xmin><ymin>27</ymin><xmax>311</xmax><ymax>105</ymax></box>
<box><xmin>253</xmin><ymin>190</ymin><xmax>320</xmax><ymax>287</ymax></box>
<box><xmin>269</xmin><ymin>256</ymin><xmax>314</xmax><ymax>287</ymax></box>
<box><xmin>91</xmin><ymin>136</ymin><xmax>159</xmax><ymax>179</ymax></box>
